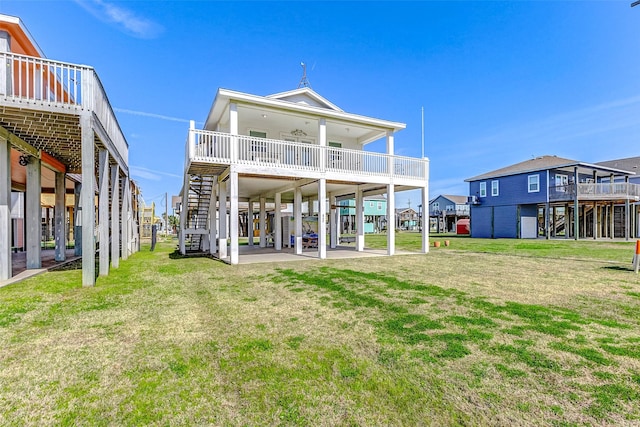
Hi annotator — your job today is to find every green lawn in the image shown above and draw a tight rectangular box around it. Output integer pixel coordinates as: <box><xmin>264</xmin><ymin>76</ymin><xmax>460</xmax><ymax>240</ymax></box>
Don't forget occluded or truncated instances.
<box><xmin>1</xmin><ymin>236</ymin><xmax>639</xmax><ymax>425</ymax></box>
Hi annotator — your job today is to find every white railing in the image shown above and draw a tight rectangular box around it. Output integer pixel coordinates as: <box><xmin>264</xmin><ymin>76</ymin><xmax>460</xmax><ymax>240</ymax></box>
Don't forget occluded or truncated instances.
<box><xmin>90</xmin><ymin>71</ymin><xmax>128</xmax><ymax>164</ymax></box>
<box><xmin>0</xmin><ymin>51</ymin><xmax>128</xmax><ymax>163</ymax></box>
<box><xmin>188</xmin><ymin>129</ymin><xmax>428</xmax><ymax>181</ymax></box>
<box><xmin>549</xmin><ymin>183</ymin><xmax>640</xmax><ymax>201</ymax></box>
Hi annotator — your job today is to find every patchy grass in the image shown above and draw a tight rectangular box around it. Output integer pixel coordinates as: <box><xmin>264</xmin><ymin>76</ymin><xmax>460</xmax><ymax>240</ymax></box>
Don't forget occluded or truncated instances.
<box><xmin>0</xmin><ymin>236</ymin><xmax>639</xmax><ymax>425</ymax></box>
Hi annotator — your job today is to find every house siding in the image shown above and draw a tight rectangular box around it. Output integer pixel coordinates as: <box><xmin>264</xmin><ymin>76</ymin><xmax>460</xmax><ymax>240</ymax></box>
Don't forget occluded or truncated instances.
<box><xmin>469</xmin><ymin>172</ymin><xmax>548</xmax><ymax>207</ymax></box>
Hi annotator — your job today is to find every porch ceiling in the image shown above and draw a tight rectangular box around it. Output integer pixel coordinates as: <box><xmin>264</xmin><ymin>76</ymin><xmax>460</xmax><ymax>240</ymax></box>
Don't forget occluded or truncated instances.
<box><xmin>10</xmin><ymin>148</ymin><xmax>76</xmax><ymax>191</ymax></box>
<box><xmin>221</xmin><ymin>104</ymin><xmax>389</xmax><ymax>145</ymax></box>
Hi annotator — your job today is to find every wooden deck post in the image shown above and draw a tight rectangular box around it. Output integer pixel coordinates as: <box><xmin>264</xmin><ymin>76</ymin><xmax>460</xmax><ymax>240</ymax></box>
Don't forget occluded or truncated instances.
<box><xmin>318</xmin><ymin>178</ymin><xmax>327</xmax><ymax>259</ymax></box>
<box><xmin>110</xmin><ymin>165</ymin><xmax>120</xmax><ymax>268</ymax></box>
<box><xmin>218</xmin><ymin>180</ymin><xmax>228</xmax><ymax>260</ymax></box>
<box><xmin>294</xmin><ymin>187</ymin><xmax>302</xmax><ymax>255</ymax></box>
<box><xmin>573</xmin><ymin>166</ymin><xmax>579</xmax><ymax>240</ymax></box>
<box><xmin>26</xmin><ymin>156</ymin><xmax>41</xmax><ymax>269</ymax></box>
<box><xmin>274</xmin><ymin>192</ymin><xmax>282</xmax><ymax>251</ymax></box>
<box><xmin>54</xmin><ymin>171</ymin><xmax>66</xmax><ymax>261</ymax></box>
<box><xmin>80</xmin><ymin>114</ymin><xmax>96</xmax><ymax>286</ymax></box>
<box><xmin>98</xmin><ymin>149</ymin><xmax>109</xmax><ymax>276</ymax></box>
<box><xmin>0</xmin><ymin>136</ymin><xmax>11</xmax><ymax>280</ymax></box>
<box><xmin>356</xmin><ymin>186</ymin><xmax>364</xmax><ymax>252</ymax></box>
<box><xmin>259</xmin><ymin>197</ymin><xmax>266</xmax><ymax>248</ymax></box>
<box><xmin>229</xmin><ymin>169</ymin><xmax>239</xmax><ymax>265</ymax></box>
<box><xmin>209</xmin><ymin>180</ymin><xmax>217</xmax><ymax>255</ymax></box>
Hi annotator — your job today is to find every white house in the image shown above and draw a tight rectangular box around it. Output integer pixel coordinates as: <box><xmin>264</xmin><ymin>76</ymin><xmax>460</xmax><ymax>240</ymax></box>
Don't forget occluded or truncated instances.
<box><xmin>179</xmin><ymin>87</ymin><xmax>430</xmax><ymax>264</ymax></box>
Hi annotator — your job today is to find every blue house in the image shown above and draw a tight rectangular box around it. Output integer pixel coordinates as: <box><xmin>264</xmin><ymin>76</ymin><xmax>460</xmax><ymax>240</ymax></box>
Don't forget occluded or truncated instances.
<box><xmin>339</xmin><ymin>196</ymin><xmax>387</xmax><ymax>233</ymax></box>
<box><xmin>429</xmin><ymin>195</ymin><xmax>469</xmax><ymax>233</ymax></box>
<box><xmin>465</xmin><ymin>155</ymin><xmax>638</xmax><ymax>239</ymax></box>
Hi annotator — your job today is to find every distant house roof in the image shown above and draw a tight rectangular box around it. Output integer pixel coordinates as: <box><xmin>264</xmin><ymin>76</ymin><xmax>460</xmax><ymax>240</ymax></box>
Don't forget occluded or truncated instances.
<box><xmin>395</xmin><ymin>207</ymin><xmax>417</xmax><ymax>214</ymax></box>
<box><xmin>596</xmin><ymin>156</ymin><xmax>640</xmax><ymax>174</ymax></box>
<box><xmin>465</xmin><ymin>155</ymin><xmax>634</xmax><ymax>182</ymax></box>
<box><xmin>429</xmin><ymin>194</ymin><xmax>468</xmax><ymax>205</ymax></box>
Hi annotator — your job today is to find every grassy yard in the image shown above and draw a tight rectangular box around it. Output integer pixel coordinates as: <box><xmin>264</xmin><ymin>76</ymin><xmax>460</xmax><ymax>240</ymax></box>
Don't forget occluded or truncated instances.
<box><xmin>1</xmin><ymin>236</ymin><xmax>640</xmax><ymax>425</ymax></box>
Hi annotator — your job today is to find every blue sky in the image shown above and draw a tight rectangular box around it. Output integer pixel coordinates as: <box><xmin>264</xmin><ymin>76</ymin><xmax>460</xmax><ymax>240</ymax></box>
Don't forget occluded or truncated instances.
<box><xmin>2</xmin><ymin>1</ymin><xmax>639</xmax><ymax>209</ymax></box>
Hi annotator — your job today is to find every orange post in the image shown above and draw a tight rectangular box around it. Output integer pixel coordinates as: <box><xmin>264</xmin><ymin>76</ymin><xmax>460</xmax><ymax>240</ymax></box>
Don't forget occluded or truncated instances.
<box><xmin>635</xmin><ymin>240</ymin><xmax>640</xmax><ymax>274</ymax></box>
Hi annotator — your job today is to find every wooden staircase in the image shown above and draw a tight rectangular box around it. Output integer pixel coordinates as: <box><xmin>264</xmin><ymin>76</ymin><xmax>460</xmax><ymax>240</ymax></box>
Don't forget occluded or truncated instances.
<box><xmin>183</xmin><ymin>174</ymin><xmax>215</xmax><ymax>252</ymax></box>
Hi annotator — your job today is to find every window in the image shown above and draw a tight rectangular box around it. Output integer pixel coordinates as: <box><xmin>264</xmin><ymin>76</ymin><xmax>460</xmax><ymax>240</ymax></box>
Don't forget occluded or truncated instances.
<box><xmin>491</xmin><ymin>180</ymin><xmax>499</xmax><ymax>196</ymax></box>
<box><xmin>377</xmin><ymin>202</ymin><xmax>382</xmax><ymax>210</ymax></box>
<box><xmin>369</xmin><ymin>201</ymin><xmax>374</xmax><ymax>207</ymax></box>
<box><xmin>528</xmin><ymin>175</ymin><xmax>539</xmax><ymax>193</ymax></box>
<box><xmin>432</xmin><ymin>202</ymin><xmax>440</xmax><ymax>211</ymax></box>
<box><xmin>555</xmin><ymin>174</ymin><xmax>568</xmax><ymax>193</ymax></box>
<box><xmin>479</xmin><ymin>182</ymin><xmax>487</xmax><ymax>197</ymax></box>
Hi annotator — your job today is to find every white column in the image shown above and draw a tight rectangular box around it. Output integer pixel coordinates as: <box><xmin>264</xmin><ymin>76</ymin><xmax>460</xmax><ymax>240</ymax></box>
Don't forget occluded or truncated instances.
<box><xmin>0</xmin><ymin>136</ymin><xmax>11</xmax><ymax>280</ymax></box>
<box><xmin>275</xmin><ymin>192</ymin><xmax>282</xmax><ymax>250</ymax></box>
<box><xmin>121</xmin><ymin>176</ymin><xmax>129</xmax><ymax>260</ymax></box>
<box><xmin>218</xmin><ymin>180</ymin><xmax>227</xmax><ymax>259</ymax></box>
<box><xmin>387</xmin><ymin>185</ymin><xmax>395</xmax><ymax>256</ymax></box>
<box><xmin>54</xmin><ymin>171</ymin><xmax>66</xmax><ymax>262</ymax></box>
<box><xmin>209</xmin><ymin>180</ymin><xmax>217</xmax><ymax>255</ymax></box>
<box><xmin>26</xmin><ymin>156</ymin><xmax>41</xmax><ymax>269</ymax></box>
<box><xmin>318</xmin><ymin>179</ymin><xmax>327</xmax><ymax>259</ymax></box>
<box><xmin>318</xmin><ymin>118</ymin><xmax>326</xmax><ymax>172</ymax></box>
<box><xmin>294</xmin><ymin>187</ymin><xmax>302</xmax><ymax>255</ymax></box>
<box><xmin>259</xmin><ymin>197</ymin><xmax>266</xmax><ymax>248</ymax></box>
<box><xmin>80</xmin><ymin>115</ymin><xmax>95</xmax><ymax>286</ymax></box>
<box><xmin>248</xmin><ymin>201</ymin><xmax>254</xmax><ymax>247</ymax></box>
<box><xmin>229</xmin><ymin>170</ymin><xmax>239</xmax><ymax>265</ymax></box>
<box><xmin>356</xmin><ymin>186</ymin><xmax>364</xmax><ymax>252</ymax></box>
<box><xmin>98</xmin><ymin>149</ymin><xmax>109</xmax><ymax>276</ymax></box>
<box><xmin>421</xmin><ymin>157</ymin><xmax>430</xmax><ymax>253</ymax></box>
<box><xmin>0</xmin><ymin>31</ymin><xmax>10</xmax><ymax>96</ymax></box>
<box><xmin>386</xmin><ymin>130</ymin><xmax>395</xmax><ymax>256</ymax></box>
<box><xmin>110</xmin><ymin>166</ymin><xmax>120</xmax><ymax>268</ymax></box>
<box><xmin>230</xmin><ymin>103</ymin><xmax>238</xmax><ymax>162</ymax></box>
<box><xmin>329</xmin><ymin>193</ymin><xmax>337</xmax><ymax>249</ymax></box>
<box><xmin>74</xmin><ymin>182</ymin><xmax>82</xmax><ymax>256</ymax></box>
<box><xmin>336</xmin><ymin>199</ymin><xmax>341</xmax><ymax>242</ymax></box>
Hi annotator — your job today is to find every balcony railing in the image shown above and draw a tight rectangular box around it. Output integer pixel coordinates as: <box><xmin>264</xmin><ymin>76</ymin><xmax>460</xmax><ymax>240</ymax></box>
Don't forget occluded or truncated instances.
<box><xmin>0</xmin><ymin>51</ymin><xmax>128</xmax><ymax>164</ymax></box>
<box><xmin>186</xmin><ymin>129</ymin><xmax>428</xmax><ymax>181</ymax></box>
<box><xmin>549</xmin><ymin>183</ymin><xmax>640</xmax><ymax>201</ymax></box>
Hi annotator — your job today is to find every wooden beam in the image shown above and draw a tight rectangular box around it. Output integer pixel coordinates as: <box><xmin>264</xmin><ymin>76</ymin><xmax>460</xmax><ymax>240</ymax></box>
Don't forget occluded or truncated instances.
<box><xmin>0</xmin><ymin>125</ymin><xmax>39</xmax><ymax>158</ymax></box>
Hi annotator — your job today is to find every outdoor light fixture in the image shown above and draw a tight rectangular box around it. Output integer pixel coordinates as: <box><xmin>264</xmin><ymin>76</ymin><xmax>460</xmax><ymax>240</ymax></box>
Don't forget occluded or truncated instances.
<box><xmin>18</xmin><ymin>155</ymin><xmax>31</xmax><ymax>166</ymax></box>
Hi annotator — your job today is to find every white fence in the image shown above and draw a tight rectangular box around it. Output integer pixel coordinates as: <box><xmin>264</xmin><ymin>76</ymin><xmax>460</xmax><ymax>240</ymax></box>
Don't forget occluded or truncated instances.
<box><xmin>0</xmin><ymin>51</ymin><xmax>128</xmax><ymax>163</ymax></box>
<box><xmin>188</xmin><ymin>130</ymin><xmax>428</xmax><ymax>181</ymax></box>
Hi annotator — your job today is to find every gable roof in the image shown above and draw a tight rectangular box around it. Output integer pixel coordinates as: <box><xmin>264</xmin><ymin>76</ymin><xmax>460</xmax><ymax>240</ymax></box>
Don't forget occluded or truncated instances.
<box><xmin>465</xmin><ymin>155</ymin><xmax>634</xmax><ymax>182</ymax></box>
<box><xmin>266</xmin><ymin>88</ymin><xmax>344</xmax><ymax>112</ymax></box>
<box><xmin>429</xmin><ymin>194</ymin><xmax>468</xmax><ymax>205</ymax></box>
<box><xmin>0</xmin><ymin>14</ymin><xmax>45</xmax><ymax>57</ymax></box>
<box><xmin>596</xmin><ymin>156</ymin><xmax>640</xmax><ymax>174</ymax></box>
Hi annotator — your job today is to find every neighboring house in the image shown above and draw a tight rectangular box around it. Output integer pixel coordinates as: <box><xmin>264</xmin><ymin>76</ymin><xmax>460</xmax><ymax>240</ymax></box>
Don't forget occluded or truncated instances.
<box><xmin>429</xmin><ymin>194</ymin><xmax>469</xmax><ymax>233</ymax></box>
<box><xmin>0</xmin><ymin>14</ymin><xmax>138</xmax><ymax>285</ymax></box>
<box><xmin>465</xmin><ymin>155</ymin><xmax>638</xmax><ymax>239</ymax></box>
<box><xmin>339</xmin><ymin>196</ymin><xmax>387</xmax><ymax>233</ymax></box>
<box><xmin>395</xmin><ymin>207</ymin><xmax>419</xmax><ymax>231</ymax></box>
<box><xmin>179</xmin><ymin>87</ymin><xmax>430</xmax><ymax>263</ymax></box>
<box><xmin>597</xmin><ymin>156</ymin><xmax>640</xmax><ymax>185</ymax></box>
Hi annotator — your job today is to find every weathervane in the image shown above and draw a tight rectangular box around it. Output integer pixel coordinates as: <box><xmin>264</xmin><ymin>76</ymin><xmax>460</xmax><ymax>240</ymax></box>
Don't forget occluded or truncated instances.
<box><xmin>298</xmin><ymin>62</ymin><xmax>311</xmax><ymax>88</ymax></box>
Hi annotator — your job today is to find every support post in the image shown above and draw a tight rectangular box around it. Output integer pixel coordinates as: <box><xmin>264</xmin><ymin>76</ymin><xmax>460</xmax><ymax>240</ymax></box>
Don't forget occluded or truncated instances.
<box><xmin>209</xmin><ymin>180</ymin><xmax>217</xmax><ymax>255</ymax></box>
<box><xmin>593</xmin><ymin>202</ymin><xmax>597</xmax><ymax>240</ymax></box>
<box><xmin>387</xmin><ymin>184</ymin><xmax>395</xmax><ymax>256</ymax></box>
<box><xmin>318</xmin><ymin>178</ymin><xmax>327</xmax><ymax>259</ymax></box>
<box><xmin>110</xmin><ymin>166</ymin><xmax>120</xmax><ymax>268</ymax></box>
<box><xmin>294</xmin><ymin>187</ymin><xmax>302</xmax><ymax>255</ymax></box>
<box><xmin>121</xmin><ymin>176</ymin><xmax>130</xmax><ymax>260</ymax></box>
<box><xmin>229</xmin><ymin>170</ymin><xmax>239</xmax><ymax>265</ymax></box>
<box><xmin>248</xmin><ymin>201</ymin><xmax>254</xmax><ymax>247</ymax></box>
<box><xmin>0</xmin><ymin>136</ymin><xmax>11</xmax><ymax>280</ymax></box>
<box><xmin>218</xmin><ymin>180</ymin><xmax>227</xmax><ymax>259</ymax></box>
<box><xmin>26</xmin><ymin>156</ymin><xmax>41</xmax><ymax>269</ymax></box>
<box><xmin>98</xmin><ymin>150</ymin><xmax>109</xmax><ymax>276</ymax></box>
<box><xmin>329</xmin><ymin>193</ymin><xmax>337</xmax><ymax>249</ymax></box>
<box><xmin>54</xmin><ymin>171</ymin><xmax>66</xmax><ymax>262</ymax></box>
<box><xmin>625</xmin><ymin>177</ymin><xmax>630</xmax><ymax>241</ymax></box>
<box><xmin>356</xmin><ymin>186</ymin><xmax>364</xmax><ymax>252</ymax></box>
<box><xmin>80</xmin><ymin>115</ymin><xmax>95</xmax><ymax>286</ymax></box>
<box><xmin>74</xmin><ymin>182</ymin><xmax>82</xmax><ymax>256</ymax></box>
<box><xmin>259</xmin><ymin>197</ymin><xmax>266</xmax><ymax>248</ymax></box>
<box><xmin>275</xmin><ymin>192</ymin><xmax>282</xmax><ymax>251</ymax></box>
<box><xmin>573</xmin><ymin>166</ymin><xmax>579</xmax><ymax>240</ymax></box>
